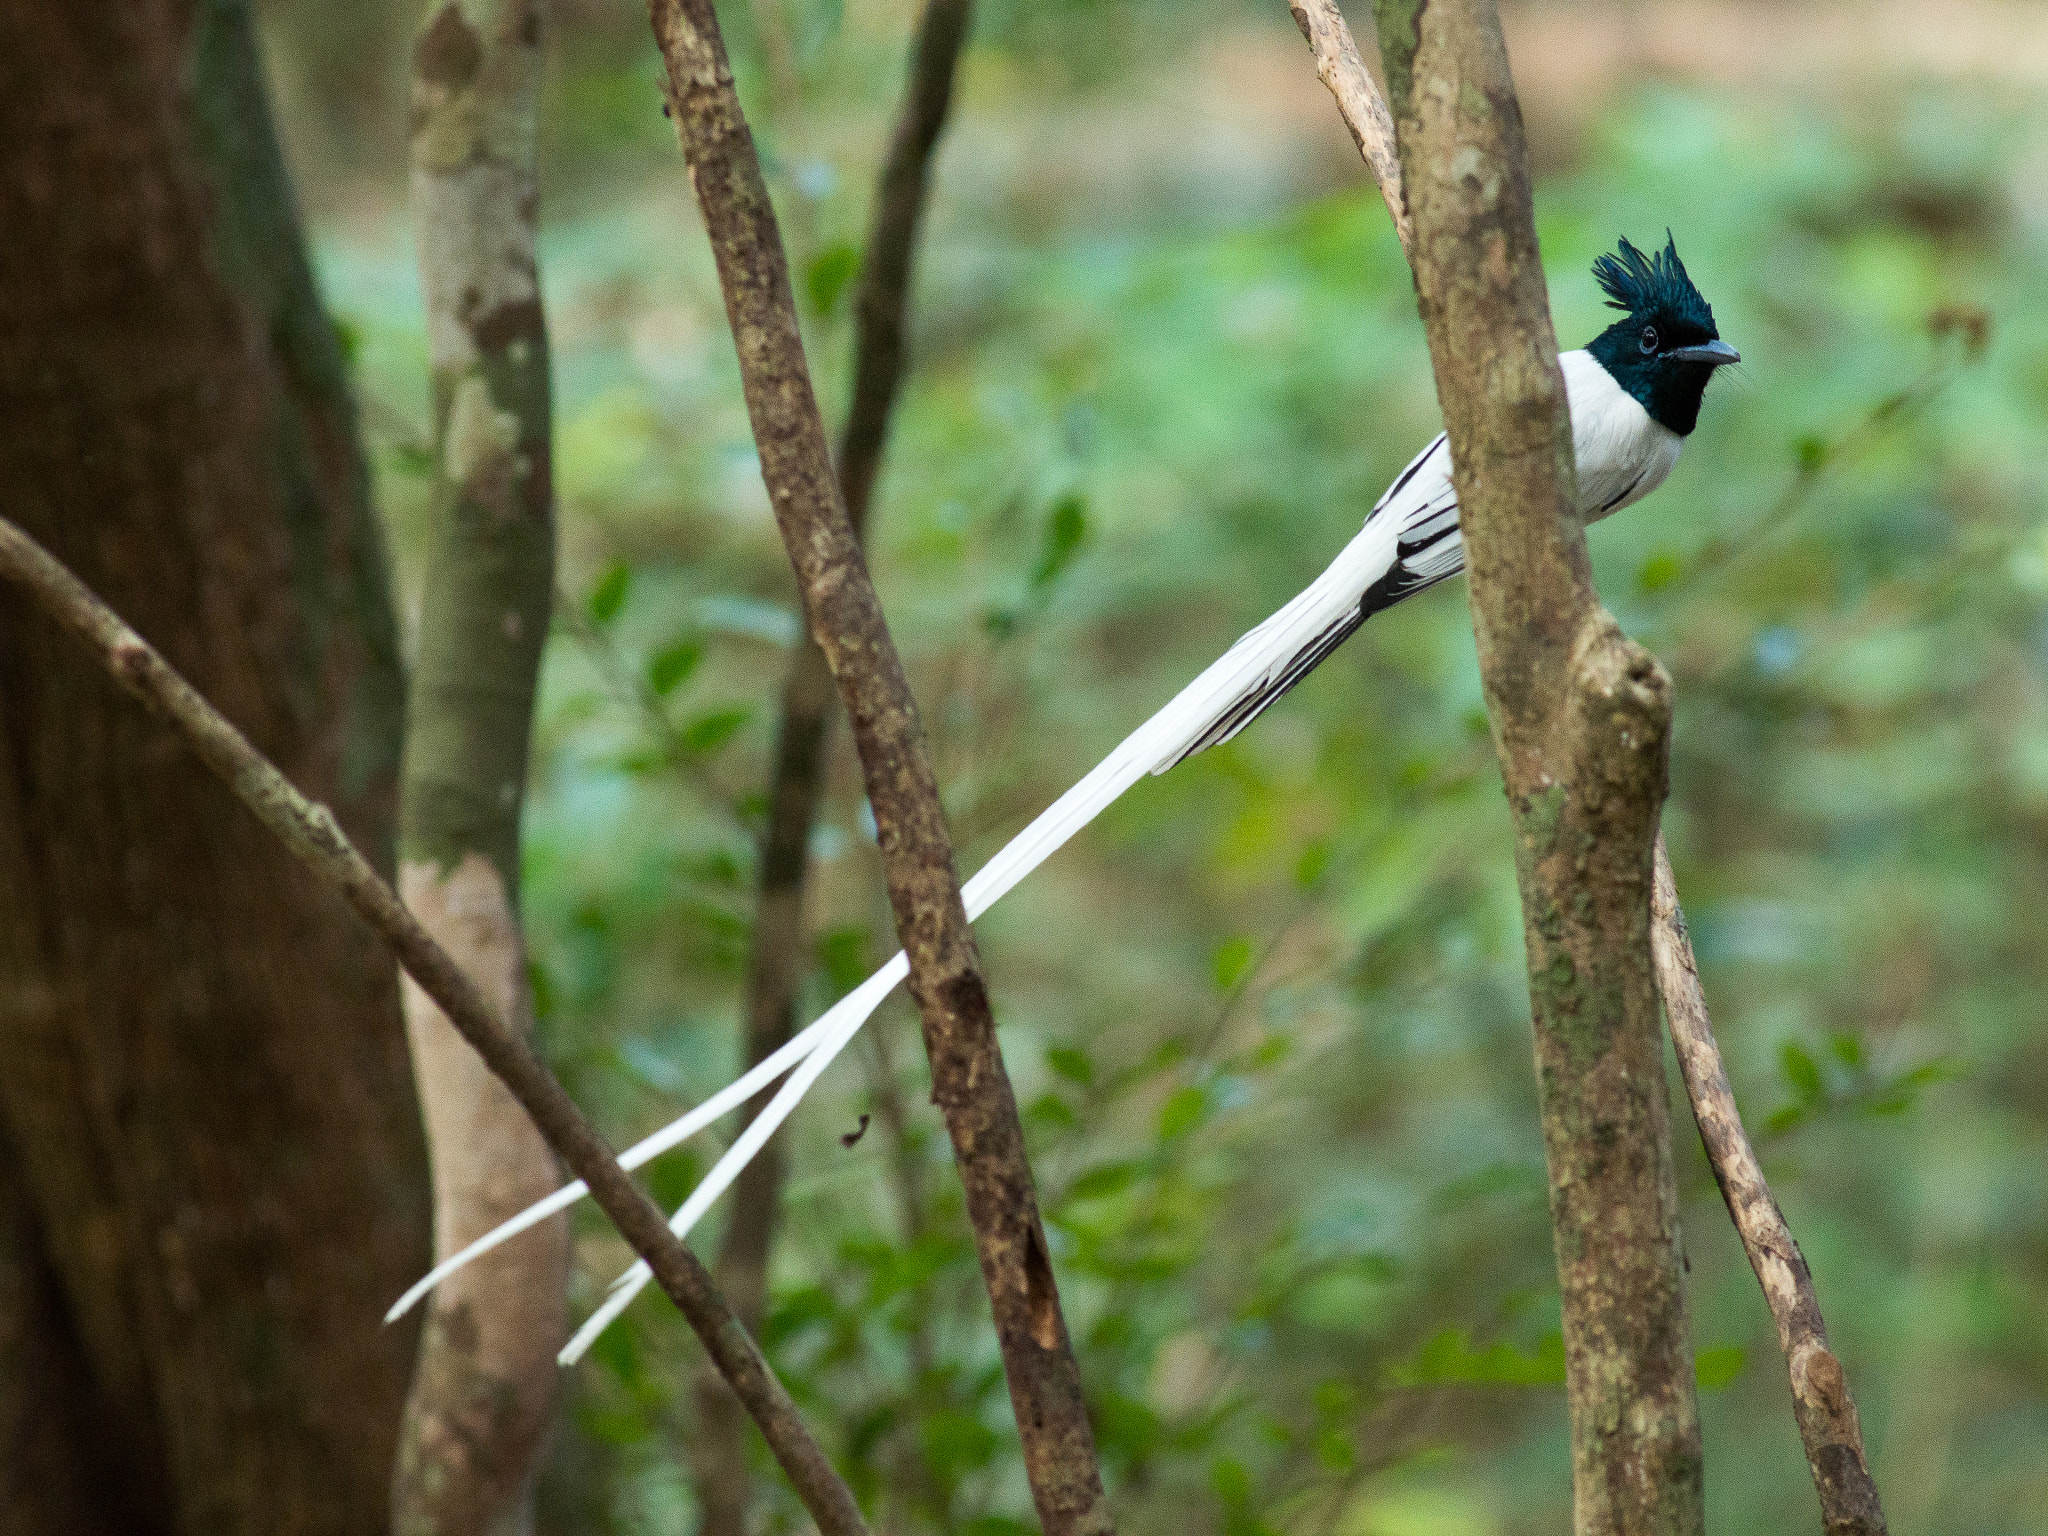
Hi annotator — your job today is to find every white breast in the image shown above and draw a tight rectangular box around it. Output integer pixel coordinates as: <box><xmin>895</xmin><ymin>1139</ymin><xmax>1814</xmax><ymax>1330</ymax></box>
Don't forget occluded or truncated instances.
<box><xmin>1560</xmin><ymin>349</ymin><xmax>1683</xmax><ymax>524</ymax></box>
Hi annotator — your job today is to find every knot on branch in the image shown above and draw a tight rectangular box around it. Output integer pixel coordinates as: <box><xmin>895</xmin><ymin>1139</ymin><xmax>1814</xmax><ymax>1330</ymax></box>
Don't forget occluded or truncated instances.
<box><xmin>1790</xmin><ymin>1339</ymin><xmax>1852</xmax><ymax>1425</ymax></box>
<box><xmin>1558</xmin><ymin>607</ymin><xmax>1672</xmax><ymax>856</ymax></box>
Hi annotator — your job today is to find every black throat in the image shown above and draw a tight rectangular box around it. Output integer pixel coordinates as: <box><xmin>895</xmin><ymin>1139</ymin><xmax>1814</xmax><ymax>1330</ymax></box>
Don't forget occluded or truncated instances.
<box><xmin>1586</xmin><ymin>322</ymin><xmax>1717</xmax><ymax>437</ymax></box>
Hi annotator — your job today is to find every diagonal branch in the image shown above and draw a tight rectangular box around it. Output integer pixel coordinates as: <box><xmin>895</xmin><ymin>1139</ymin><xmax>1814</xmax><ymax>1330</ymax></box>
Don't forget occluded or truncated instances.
<box><xmin>694</xmin><ymin>1</ymin><xmax>974</xmax><ymax>1529</ymax></box>
<box><xmin>1290</xmin><ymin>0</ymin><xmax>1409</xmax><ymax>250</ymax></box>
<box><xmin>1652</xmin><ymin>839</ymin><xmax>1887</xmax><ymax>1536</ymax></box>
<box><xmin>644</xmin><ymin>1</ymin><xmax>1114</xmax><ymax>1530</ymax></box>
<box><xmin>0</xmin><ymin>515</ymin><xmax>869</xmax><ymax>1536</ymax></box>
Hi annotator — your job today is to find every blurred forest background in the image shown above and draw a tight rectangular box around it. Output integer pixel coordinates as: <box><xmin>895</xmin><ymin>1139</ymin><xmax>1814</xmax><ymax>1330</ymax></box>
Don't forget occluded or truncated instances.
<box><xmin>260</xmin><ymin>0</ymin><xmax>2048</xmax><ymax>1530</ymax></box>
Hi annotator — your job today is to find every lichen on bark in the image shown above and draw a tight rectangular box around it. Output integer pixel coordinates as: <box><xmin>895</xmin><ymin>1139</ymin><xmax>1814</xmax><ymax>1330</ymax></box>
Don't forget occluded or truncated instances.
<box><xmin>393</xmin><ymin>3</ymin><xmax>567</xmax><ymax>1532</ymax></box>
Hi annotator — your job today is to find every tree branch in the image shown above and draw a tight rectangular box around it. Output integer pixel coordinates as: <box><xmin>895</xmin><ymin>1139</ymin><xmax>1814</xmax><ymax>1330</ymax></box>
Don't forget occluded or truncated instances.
<box><xmin>0</xmin><ymin>516</ymin><xmax>868</xmax><ymax>1536</ymax></box>
<box><xmin>1652</xmin><ymin>838</ymin><xmax>1887</xmax><ymax>1535</ymax></box>
<box><xmin>693</xmin><ymin>1</ymin><xmax>973</xmax><ymax>1527</ymax></box>
<box><xmin>1289</xmin><ymin>0</ymin><xmax>1409</xmax><ymax>251</ymax></box>
<box><xmin>1371</xmin><ymin>3</ymin><xmax>1705</xmax><ymax>1531</ymax></box>
<box><xmin>644</xmin><ymin>2</ymin><xmax>1113</xmax><ymax>1530</ymax></box>
<box><xmin>1298</xmin><ymin>8</ymin><xmax>1885</xmax><ymax>1528</ymax></box>
<box><xmin>394</xmin><ymin>3</ymin><xmax>569</xmax><ymax>1528</ymax></box>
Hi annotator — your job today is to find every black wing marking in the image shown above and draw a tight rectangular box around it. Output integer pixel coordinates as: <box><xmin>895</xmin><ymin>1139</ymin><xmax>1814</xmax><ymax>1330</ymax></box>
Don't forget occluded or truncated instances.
<box><xmin>1359</xmin><ymin>472</ymin><xmax>1465</xmax><ymax>619</ymax></box>
<box><xmin>1158</xmin><ymin>437</ymin><xmax>1468</xmax><ymax>773</ymax></box>
<box><xmin>1157</xmin><ymin>603</ymin><xmax>1369</xmax><ymax>771</ymax></box>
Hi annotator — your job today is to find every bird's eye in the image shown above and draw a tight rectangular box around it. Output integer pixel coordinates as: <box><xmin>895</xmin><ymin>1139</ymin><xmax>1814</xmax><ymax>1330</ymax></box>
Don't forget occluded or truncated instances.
<box><xmin>1639</xmin><ymin>326</ymin><xmax>1659</xmax><ymax>354</ymax></box>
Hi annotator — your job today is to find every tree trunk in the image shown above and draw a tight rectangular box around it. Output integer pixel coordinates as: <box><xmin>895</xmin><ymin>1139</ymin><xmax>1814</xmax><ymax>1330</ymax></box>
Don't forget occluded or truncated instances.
<box><xmin>392</xmin><ymin>3</ymin><xmax>569</xmax><ymax>1533</ymax></box>
<box><xmin>1371</xmin><ymin>2</ymin><xmax>1705</xmax><ymax>1531</ymax></box>
<box><xmin>0</xmin><ymin>2</ymin><xmax>429</xmax><ymax>1533</ymax></box>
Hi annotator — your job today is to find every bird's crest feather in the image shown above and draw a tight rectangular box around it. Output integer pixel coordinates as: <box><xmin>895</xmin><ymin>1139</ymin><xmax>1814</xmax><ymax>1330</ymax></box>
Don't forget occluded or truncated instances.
<box><xmin>1592</xmin><ymin>232</ymin><xmax>1715</xmax><ymax>332</ymax></box>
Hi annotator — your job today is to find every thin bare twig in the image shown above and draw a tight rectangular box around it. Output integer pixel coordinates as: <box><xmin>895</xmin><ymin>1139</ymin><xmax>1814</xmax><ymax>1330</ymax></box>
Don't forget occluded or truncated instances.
<box><xmin>1653</xmin><ymin>839</ymin><xmax>1887</xmax><ymax>1536</ymax></box>
<box><xmin>0</xmin><ymin>515</ymin><xmax>868</xmax><ymax>1536</ymax></box>
<box><xmin>1289</xmin><ymin>0</ymin><xmax>1410</xmax><ymax>251</ymax></box>
<box><xmin>645</xmin><ymin>0</ymin><xmax>1113</xmax><ymax>1528</ymax></box>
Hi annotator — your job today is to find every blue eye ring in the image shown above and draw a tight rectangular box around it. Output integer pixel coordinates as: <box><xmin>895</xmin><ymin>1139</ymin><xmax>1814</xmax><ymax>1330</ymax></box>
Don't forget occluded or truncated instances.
<box><xmin>1640</xmin><ymin>325</ymin><xmax>1659</xmax><ymax>354</ymax></box>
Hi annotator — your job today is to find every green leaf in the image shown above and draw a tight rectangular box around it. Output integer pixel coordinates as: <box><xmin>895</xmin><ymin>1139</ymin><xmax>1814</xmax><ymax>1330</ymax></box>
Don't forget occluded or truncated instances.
<box><xmin>1780</xmin><ymin>1040</ymin><xmax>1824</xmax><ymax>1101</ymax></box>
<box><xmin>818</xmin><ymin>926</ymin><xmax>871</xmax><ymax>996</ymax></box>
<box><xmin>1030</xmin><ymin>493</ymin><xmax>1089</xmax><ymax>590</ymax></box>
<box><xmin>390</xmin><ymin>441</ymin><xmax>435</xmax><ymax>479</ymax></box>
<box><xmin>681</xmin><ymin>706</ymin><xmax>751</xmax><ymax>754</ymax></box>
<box><xmin>1210</xmin><ymin>1456</ymin><xmax>1253</xmax><ymax>1508</ymax></box>
<box><xmin>1398</xmin><ymin>1327</ymin><xmax>1566</xmax><ymax>1387</ymax></box>
<box><xmin>330</xmin><ymin>313</ymin><xmax>363</xmax><ymax>367</ymax></box>
<box><xmin>1047</xmin><ymin>1044</ymin><xmax>1095</xmax><ymax>1087</ymax></box>
<box><xmin>1212</xmin><ymin>936</ymin><xmax>1256</xmax><ymax>991</ymax></box>
<box><xmin>1158</xmin><ymin>1084</ymin><xmax>1207</xmax><ymax>1142</ymax></box>
<box><xmin>648</xmin><ymin>639</ymin><xmax>703</xmax><ymax>697</ymax></box>
<box><xmin>1248</xmin><ymin>1033</ymin><xmax>1291</xmax><ymax>1071</ymax></box>
<box><xmin>587</xmin><ymin>562</ymin><xmax>631</xmax><ymax>624</ymax></box>
<box><xmin>1066</xmin><ymin>1160</ymin><xmax>1140</xmax><ymax>1202</ymax></box>
<box><xmin>1695</xmin><ymin>1343</ymin><xmax>1747</xmax><ymax>1389</ymax></box>
<box><xmin>920</xmin><ymin>1409</ymin><xmax>997</xmax><ymax>1476</ymax></box>
<box><xmin>805</xmin><ymin>241</ymin><xmax>859</xmax><ymax>316</ymax></box>
<box><xmin>1636</xmin><ymin>550</ymin><xmax>1683</xmax><ymax>592</ymax></box>
<box><xmin>1026</xmin><ymin>1091</ymin><xmax>1080</xmax><ymax>1129</ymax></box>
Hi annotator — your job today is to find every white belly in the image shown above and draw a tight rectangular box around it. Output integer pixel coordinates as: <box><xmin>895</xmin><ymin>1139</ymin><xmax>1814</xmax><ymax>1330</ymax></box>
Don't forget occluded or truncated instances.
<box><xmin>1561</xmin><ymin>349</ymin><xmax>1684</xmax><ymax>523</ymax></box>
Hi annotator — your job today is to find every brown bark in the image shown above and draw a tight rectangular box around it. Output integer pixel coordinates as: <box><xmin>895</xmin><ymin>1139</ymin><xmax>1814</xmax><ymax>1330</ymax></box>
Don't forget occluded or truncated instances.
<box><xmin>1652</xmin><ymin>840</ymin><xmax>1887</xmax><ymax>1535</ymax></box>
<box><xmin>688</xmin><ymin>0</ymin><xmax>974</xmax><ymax>1526</ymax></box>
<box><xmin>0</xmin><ymin>514</ymin><xmax>868</xmax><ymax>1536</ymax></box>
<box><xmin>644</xmin><ymin>2</ymin><xmax>1113</xmax><ymax>1530</ymax></box>
<box><xmin>1296</xmin><ymin>9</ymin><xmax>1885</xmax><ymax>1530</ymax></box>
<box><xmin>0</xmin><ymin>1129</ymin><xmax>169</xmax><ymax>1536</ymax></box>
<box><xmin>0</xmin><ymin>1</ymin><xmax>430</xmax><ymax>1531</ymax></box>
<box><xmin>1370</xmin><ymin>2</ymin><xmax>1704</xmax><ymax>1531</ymax></box>
<box><xmin>393</xmin><ymin>3</ymin><xmax>569</xmax><ymax>1531</ymax></box>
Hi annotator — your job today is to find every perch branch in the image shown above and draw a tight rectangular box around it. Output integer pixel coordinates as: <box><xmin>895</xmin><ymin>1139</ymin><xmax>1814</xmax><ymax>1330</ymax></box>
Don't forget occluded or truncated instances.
<box><xmin>1372</xmin><ymin>1</ymin><xmax>1705</xmax><ymax>1528</ymax></box>
<box><xmin>1294</xmin><ymin>8</ymin><xmax>1886</xmax><ymax>1527</ymax></box>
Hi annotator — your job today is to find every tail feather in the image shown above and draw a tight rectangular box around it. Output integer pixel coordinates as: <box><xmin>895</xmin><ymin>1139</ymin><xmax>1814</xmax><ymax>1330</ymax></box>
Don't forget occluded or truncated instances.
<box><xmin>385</xmin><ymin>514</ymin><xmax>1406</xmax><ymax>1348</ymax></box>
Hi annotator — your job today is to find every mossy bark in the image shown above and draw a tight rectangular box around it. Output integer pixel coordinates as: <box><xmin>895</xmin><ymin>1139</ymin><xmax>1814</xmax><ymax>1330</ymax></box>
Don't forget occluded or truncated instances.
<box><xmin>0</xmin><ymin>1</ymin><xmax>429</xmax><ymax>1532</ymax></box>
<box><xmin>1370</xmin><ymin>3</ymin><xmax>1705</xmax><ymax>1532</ymax></box>
<box><xmin>392</xmin><ymin>4</ymin><xmax>568</xmax><ymax>1534</ymax></box>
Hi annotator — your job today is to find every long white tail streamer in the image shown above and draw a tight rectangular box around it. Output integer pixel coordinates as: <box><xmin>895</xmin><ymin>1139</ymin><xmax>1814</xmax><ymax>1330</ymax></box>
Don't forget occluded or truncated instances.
<box><xmin>551</xmin><ymin>511</ymin><xmax>1409</xmax><ymax>1359</ymax></box>
<box><xmin>383</xmin><ymin>1013</ymin><xmax>844</xmax><ymax>1323</ymax></box>
<box><xmin>557</xmin><ymin>957</ymin><xmax>903</xmax><ymax>1362</ymax></box>
<box><xmin>387</xmin><ymin>494</ymin><xmax>1418</xmax><ymax>1345</ymax></box>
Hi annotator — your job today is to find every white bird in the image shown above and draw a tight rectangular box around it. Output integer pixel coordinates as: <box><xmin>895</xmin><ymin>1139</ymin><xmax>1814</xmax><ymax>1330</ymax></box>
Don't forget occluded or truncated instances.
<box><xmin>388</xmin><ymin>234</ymin><xmax>1739</xmax><ymax>1362</ymax></box>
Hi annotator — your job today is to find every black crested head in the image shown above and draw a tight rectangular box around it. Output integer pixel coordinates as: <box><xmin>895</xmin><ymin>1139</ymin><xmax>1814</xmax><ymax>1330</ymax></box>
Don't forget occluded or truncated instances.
<box><xmin>1585</xmin><ymin>233</ymin><xmax>1738</xmax><ymax>437</ymax></box>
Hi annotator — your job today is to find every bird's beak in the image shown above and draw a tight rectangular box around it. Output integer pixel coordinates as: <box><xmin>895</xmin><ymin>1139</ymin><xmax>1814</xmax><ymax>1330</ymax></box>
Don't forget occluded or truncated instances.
<box><xmin>1667</xmin><ymin>339</ymin><xmax>1740</xmax><ymax>367</ymax></box>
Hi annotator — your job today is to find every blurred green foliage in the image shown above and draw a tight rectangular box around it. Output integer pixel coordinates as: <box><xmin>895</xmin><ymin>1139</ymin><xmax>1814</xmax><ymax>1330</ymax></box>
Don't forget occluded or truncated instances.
<box><xmin>297</xmin><ymin>0</ymin><xmax>2048</xmax><ymax>1530</ymax></box>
